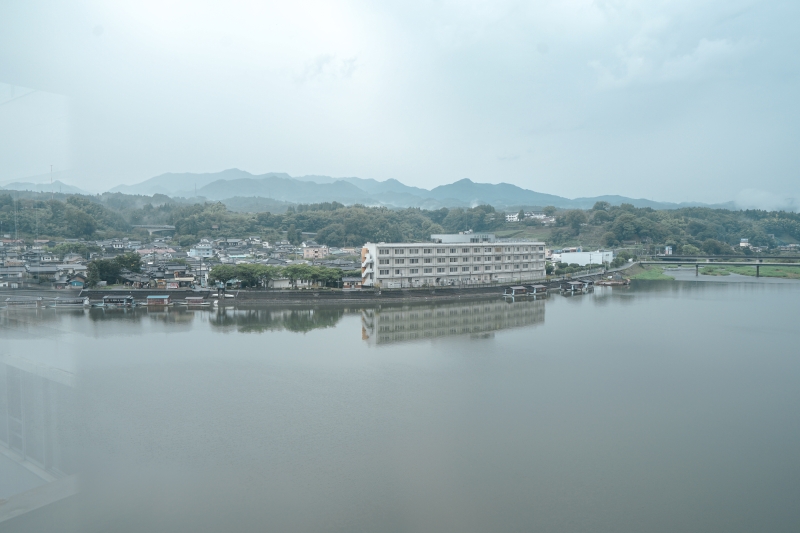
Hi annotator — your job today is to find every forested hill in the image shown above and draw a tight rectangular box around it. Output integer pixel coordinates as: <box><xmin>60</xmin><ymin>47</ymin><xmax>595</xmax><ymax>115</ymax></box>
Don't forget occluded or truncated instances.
<box><xmin>1</xmin><ymin>191</ymin><xmax>799</xmax><ymax>251</ymax></box>
<box><xmin>109</xmin><ymin>169</ymin><xmax>729</xmax><ymax>210</ymax></box>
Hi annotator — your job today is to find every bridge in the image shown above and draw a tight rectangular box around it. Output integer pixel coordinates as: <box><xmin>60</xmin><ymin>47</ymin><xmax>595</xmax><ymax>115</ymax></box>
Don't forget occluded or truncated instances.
<box><xmin>132</xmin><ymin>225</ymin><xmax>176</xmax><ymax>235</ymax></box>
<box><xmin>640</xmin><ymin>260</ymin><xmax>800</xmax><ymax>277</ymax></box>
<box><xmin>653</xmin><ymin>255</ymin><xmax>800</xmax><ymax>261</ymax></box>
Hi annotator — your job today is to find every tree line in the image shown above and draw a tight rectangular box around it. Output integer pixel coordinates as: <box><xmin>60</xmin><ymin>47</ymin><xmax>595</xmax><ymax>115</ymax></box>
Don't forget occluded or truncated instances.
<box><xmin>208</xmin><ymin>264</ymin><xmax>362</xmax><ymax>289</ymax></box>
<box><xmin>4</xmin><ymin>190</ymin><xmax>800</xmax><ymax>253</ymax></box>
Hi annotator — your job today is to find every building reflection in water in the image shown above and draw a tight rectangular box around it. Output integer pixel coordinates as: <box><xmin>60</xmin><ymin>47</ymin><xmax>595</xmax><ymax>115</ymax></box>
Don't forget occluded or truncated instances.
<box><xmin>361</xmin><ymin>297</ymin><xmax>546</xmax><ymax>345</ymax></box>
<box><xmin>0</xmin><ymin>354</ymin><xmax>77</xmax><ymax>517</ymax></box>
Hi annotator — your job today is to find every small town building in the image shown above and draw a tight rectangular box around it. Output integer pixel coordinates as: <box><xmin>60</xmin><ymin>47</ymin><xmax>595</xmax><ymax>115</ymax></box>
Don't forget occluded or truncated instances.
<box><xmin>146</xmin><ymin>295</ymin><xmax>171</xmax><ymax>306</ymax></box>
<box><xmin>302</xmin><ymin>242</ymin><xmax>329</xmax><ymax>259</ymax></box>
<box><xmin>342</xmin><ymin>277</ymin><xmax>362</xmax><ymax>289</ymax></box>
<box><xmin>551</xmin><ymin>250</ymin><xmax>613</xmax><ymax>266</ymax></box>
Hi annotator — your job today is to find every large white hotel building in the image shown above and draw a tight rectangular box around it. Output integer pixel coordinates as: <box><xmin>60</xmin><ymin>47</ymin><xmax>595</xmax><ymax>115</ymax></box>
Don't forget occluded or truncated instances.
<box><xmin>361</xmin><ymin>232</ymin><xmax>546</xmax><ymax>288</ymax></box>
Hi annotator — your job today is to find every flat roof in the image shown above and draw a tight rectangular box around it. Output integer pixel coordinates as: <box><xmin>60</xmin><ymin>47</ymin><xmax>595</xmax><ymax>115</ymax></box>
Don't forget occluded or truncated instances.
<box><xmin>366</xmin><ymin>240</ymin><xmax>545</xmax><ymax>247</ymax></box>
<box><xmin>146</xmin><ymin>295</ymin><xmax>170</xmax><ymax>299</ymax></box>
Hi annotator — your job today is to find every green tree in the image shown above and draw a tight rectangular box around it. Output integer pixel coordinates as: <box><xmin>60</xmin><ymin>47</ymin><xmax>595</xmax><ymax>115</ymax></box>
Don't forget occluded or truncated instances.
<box><xmin>283</xmin><ymin>264</ymin><xmax>315</xmax><ymax>288</ymax></box>
<box><xmin>113</xmin><ymin>252</ymin><xmax>141</xmax><ymax>273</ymax></box>
<box><xmin>681</xmin><ymin>244</ymin><xmax>701</xmax><ymax>255</ymax></box>
<box><xmin>208</xmin><ymin>265</ymin><xmax>238</xmax><ymax>285</ymax></box>
<box><xmin>562</xmin><ymin>210</ymin><xmax>588</xmax><ymax>233</ymax></box>
<box><xmin>601</xmin><ymin>232</ymin><xmax>619</xmax><ymax>247</ymax></box>
<box><xmin>702</xmin><ymin>239</ymin><xmax>730</xmax><ymax>255</ymax></box>
<box><xmin>65</xmin><ymin>207</ymin><xmax>97</xmax><ymax>237</ymax></box>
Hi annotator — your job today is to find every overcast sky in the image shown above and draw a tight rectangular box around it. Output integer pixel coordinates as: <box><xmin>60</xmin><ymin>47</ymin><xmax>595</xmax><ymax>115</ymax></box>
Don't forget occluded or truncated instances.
<box><xmin>1</xmin><ymin>0</ymin><xmax>798</xmax><ymax>207</ymax></box>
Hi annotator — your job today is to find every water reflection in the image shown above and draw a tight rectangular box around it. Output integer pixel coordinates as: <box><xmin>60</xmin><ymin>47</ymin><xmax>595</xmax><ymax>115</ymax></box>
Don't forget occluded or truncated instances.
<box><xmin>0</xmin><ymin>355</ymin><xmax>76</xmax><ymax>510</ymax></box>
<box><xmin>210</xmin><ymin>307</ymin><xmax>348</xmax><ymax>333</ymax></box>
<box><xmin>361</xmin><ymin>298</ymin><xmax>545</xmax><ymax>345</ymax></box>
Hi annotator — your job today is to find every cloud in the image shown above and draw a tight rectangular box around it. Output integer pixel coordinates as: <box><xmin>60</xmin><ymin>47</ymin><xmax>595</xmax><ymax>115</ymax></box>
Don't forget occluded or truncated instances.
<box><xmin>734</xmin><ymin>189</ymin><xmax>799</xmax><ymax>212</ymax></box>
<box><xmin>296</xmin><ymin>54</ymin><xmax>358</xmax><ymax>82</ymax></box>
<box><xmin>591</xmin><ymin>37</ymin><xmax>749</xmax><ymax>89</ymax></box>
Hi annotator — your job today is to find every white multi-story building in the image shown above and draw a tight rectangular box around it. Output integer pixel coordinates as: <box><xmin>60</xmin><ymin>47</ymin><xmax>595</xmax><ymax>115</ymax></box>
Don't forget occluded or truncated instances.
<box><xmin>361</xmin><ymin>233</ymin><xmax>546</xmax><ymax>288</ymax></box>
<box><xmin>188</xmin><ymin>242</ymin><xmax>214</xmax><ymax>258</ymax></box>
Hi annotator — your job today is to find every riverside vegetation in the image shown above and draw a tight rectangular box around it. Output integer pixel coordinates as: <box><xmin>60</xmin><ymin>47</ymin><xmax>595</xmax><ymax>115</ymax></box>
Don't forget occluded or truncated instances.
<box><xmin>3</xmin><ymin>191</ymin><xmax>800</xmax><ymax>254</ymax></box>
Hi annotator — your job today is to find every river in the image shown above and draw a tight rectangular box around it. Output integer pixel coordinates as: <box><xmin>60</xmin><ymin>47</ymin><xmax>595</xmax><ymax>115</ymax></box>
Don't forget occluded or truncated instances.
<box><xmin>1</xmin><ymin>279</ymin><xmax>799</xmax><ymax>532</ymax></box>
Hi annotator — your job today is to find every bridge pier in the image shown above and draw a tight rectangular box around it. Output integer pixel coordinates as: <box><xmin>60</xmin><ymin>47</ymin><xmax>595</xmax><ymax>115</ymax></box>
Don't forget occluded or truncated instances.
<box><xmin>696</xmin><ymin>264</ymin><xmax>698</xmax><ymax>276</ymax></box>
<box><xmin>756</xmin><ymin>265</ymin><xmax>759</xmax><ymax>278</ymax></box>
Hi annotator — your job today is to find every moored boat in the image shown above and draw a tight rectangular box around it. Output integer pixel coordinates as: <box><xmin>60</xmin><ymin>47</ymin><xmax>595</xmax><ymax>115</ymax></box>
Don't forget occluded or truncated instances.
<box><xmin>52</xmin><ymin>297</ymin><xmax>91</xmax><ymax>308</ymax></box>
<box><xmin>4</xmin><ymin>297</ymin><xmax>43</xmax><ymax>309</ymax></box>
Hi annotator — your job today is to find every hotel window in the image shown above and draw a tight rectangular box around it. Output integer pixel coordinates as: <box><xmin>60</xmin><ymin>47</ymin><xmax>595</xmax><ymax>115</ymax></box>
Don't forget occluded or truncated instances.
<box><xmin>437</xmin><ymin>267</ymin><xmax>445</xmax><ymax>273</ymax></box>
<box><xmin>436</xmin><ymin>248</ymin><xmax>445</xmax><ymax>253</ymax></box>
<box><xmin>485</xmin><ymin>266</ymin><xmax>491</xmax><ymax>271</ymax></box>
<box><xmin>523</xmin><ymin>264</ymin><xmax>528</xmax><ymax>269</ymax></box>
<box><xmin>495</xmin><ymin>256</ymin><xmax>501</xmax><ymax>261</ymax></box>
<box><xmin>395</xmin><ymin>249</ymin><xmax>404</xmax><ymax>254</ymax></box>
<box><xmin>424</xmin><ymin>248</ymin><xmax>432</xmax><ymax>254</ymax></box>
<box><xmin>379</xmin><ymin>269</ymin><xmax>389</xmax><ymax>275</ymax></box>
<box><xmin>473</xmin><ymin>248</ymin><xmax>480</xmax><ymax>252</ymax></box>
<box><xmin>379</xmin><ymin>249</ymin><xmax>389</xmax><ymax>255</ymax></box>
<box><xmin>424</xmin><ymin>258</ymin><xmax>432</xmax><ymax>263</ymax></box>
<box><xmin>462</xmin><ymin>248</ymin><xmax>469</xmax><ymax>253</ymax></box>
<box><xmin>462</xmin><ymin>267</ymin><xmax>470</xmax><ymax>272</ymax></box>
<box><xmin>395</xmin><ymin>259</ymin><xmax>404</xmax><ymax>264</ymax></box>
<box><xmin>474</xmin><ymin>266</ymin><xmax>480</xmax><ymax>271</ymax></box>
<box><xmin>505</xmin><ymin>265</ymin><xmax>510</xmax><ymax>270</ymax></box>
<box><xmin>410</xmin><ymin>268</ymin><xmax>419</xmax><ymax>274</ymax></box>
<box><xmin>514</xmin><ymin>264</ymin><xmax>520</xmax><ymax>269</ymax></box>
<box><xmin>410</xmin><ymin>248</ymin><xmax>419</xmax><ymax>254</ymax></box>
<box><xmin>485</xmin><ymin>247</ymin><xmax>491</xmax><ymax>252</ymax></box>
<box><xmin>495</xmin><ymin>266</ymin><xmax>502</xmax><ymax>270</ymax></box>
<box><xmin>379</xmin><ymin>259</ymin><xmax>389</xmax><ymax>265</ymax></box>
<box><xmin>395</xmin><ymin>269</ymin><xmax>402</xmax><ymax>275</ymax></box>
<box><xmin>449</xmin><ymin>248</ymin><xmax>456</xmax><ymax>253</ymax></box>
<box><xmin>450</xmin><ymin>267</ymin><xmax>458</xmax><ymax>272</ymax></box>
<box><xmin>462</xmin><ymin>257</ymin><xmax>469</xmax><ymax>262</ymax></box>
<box><xmin>424</xmin><ymin>268</ymin><xmax>433</xmax><ymax>273</ymax></box>
<box><xmin>410</xmin><ymin>258</ymin><xmax>419</xmax><ymax>264</ymax></box>
<box><xmin>437</xmin><ymin>258</ymin><xmax>446</xmax><ymax>263</ymax></box>
<box><xmin>523</xmin><ymin>255</ymin><xmax>528</xmax><ymax>259</ymax></box>
<box><xmin>449</xmin><ymin>257</ymin><xmax>458</xmax><ymax>262</ymax></box>
<box><xmin>539</xmin><ymin>246</ymin><xmax>544</xmax><ymax>251</ymax></box>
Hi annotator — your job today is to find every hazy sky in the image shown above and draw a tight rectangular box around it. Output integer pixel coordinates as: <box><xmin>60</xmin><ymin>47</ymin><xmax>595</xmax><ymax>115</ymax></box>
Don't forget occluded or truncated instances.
<box><xmin>1</xmin><ymin>0</ymin><xmax>798</xmax><ymax>206</ymax></box>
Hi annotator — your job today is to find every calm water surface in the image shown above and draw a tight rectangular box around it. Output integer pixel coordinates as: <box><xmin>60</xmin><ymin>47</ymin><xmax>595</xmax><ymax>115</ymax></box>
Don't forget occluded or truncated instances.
<box><xmin>1</xmin><ymin>280</ymin><xmax>799</xmax><ymax>532</ymax></box>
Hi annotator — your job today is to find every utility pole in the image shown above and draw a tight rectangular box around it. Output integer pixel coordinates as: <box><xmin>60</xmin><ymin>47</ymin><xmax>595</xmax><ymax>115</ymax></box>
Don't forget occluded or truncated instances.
<box><xmin>14</xmin><ymin>192</ymin><xmax>18</xmax><ymax>242</ymax></box>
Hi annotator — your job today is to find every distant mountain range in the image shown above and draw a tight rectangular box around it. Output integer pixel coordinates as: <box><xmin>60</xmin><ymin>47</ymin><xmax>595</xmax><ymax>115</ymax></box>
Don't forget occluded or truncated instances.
<box><xmin>0</xmin><ymin>180</ymin><xmax>88</xmax><ymax>195</ymax></box>
<box><xmin>110</xmin><ymin>169</ymin><xmax>729</xmax><ymax>211</ymax></box>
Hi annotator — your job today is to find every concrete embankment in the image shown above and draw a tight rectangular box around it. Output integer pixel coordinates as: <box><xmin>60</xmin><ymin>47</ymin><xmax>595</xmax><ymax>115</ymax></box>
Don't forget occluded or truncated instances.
<box><xmin>23</xmin><ymin>273</ymin><xmax>617</xmax><ymax>306</ymax></box>
<box><xmin>77</xmin><ymin>284</ymin><xmax>553</xmax><ymax>305</ymax></box>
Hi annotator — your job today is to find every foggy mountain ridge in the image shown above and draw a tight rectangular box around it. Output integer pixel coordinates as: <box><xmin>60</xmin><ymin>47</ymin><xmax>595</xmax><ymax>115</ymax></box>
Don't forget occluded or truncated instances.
<box><xmin>0</xmin><ymin>180</ymin><xmax>88</xmax><ymax>195</ymax></box>
<box><xmin>110</xmin><ymin>169</ymin><xmax>726</xmax><ymax>210</ymax></box>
